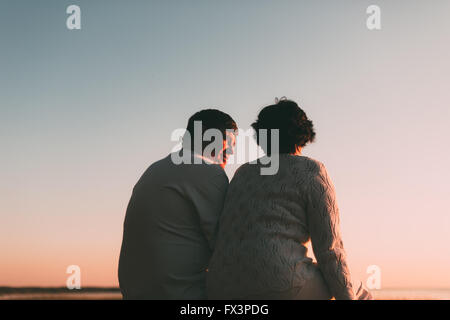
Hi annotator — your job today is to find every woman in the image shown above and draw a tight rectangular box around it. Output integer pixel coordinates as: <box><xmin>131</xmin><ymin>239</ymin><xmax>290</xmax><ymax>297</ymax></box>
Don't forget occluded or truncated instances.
<box><xmin>206</xmin><ymin>99</ymin><xmax>372</xmax><ymax>300</ymax></box>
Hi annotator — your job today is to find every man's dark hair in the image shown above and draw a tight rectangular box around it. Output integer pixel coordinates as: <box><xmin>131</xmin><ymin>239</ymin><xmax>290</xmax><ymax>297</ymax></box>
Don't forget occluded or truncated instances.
<box><xmin>251</xmin><ymin>99</ymin><xmax>315</xmax><ymax>155</ymax></box>
<box><xmin>183</xmin><ymin>109</ymin><xmax>237</xmax><ymax>152</ymax></box>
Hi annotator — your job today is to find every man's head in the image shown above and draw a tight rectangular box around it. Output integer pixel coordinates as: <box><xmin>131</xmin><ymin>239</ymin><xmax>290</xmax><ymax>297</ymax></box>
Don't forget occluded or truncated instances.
<box><xmin>183</xmin><ymin>109</ymin><xmax>237</xmax><ymax>168</ymax></box>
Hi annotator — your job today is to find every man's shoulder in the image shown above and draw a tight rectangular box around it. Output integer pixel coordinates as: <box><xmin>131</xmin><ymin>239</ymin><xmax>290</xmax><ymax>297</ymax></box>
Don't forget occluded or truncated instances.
<box><xmin>140</xmin><ymin>154</ymin><xmax>173</xmax><ymax>177</ymax></box>
<box><xmin>134</xmin><ymin>154</ymin><xmax>228</xmax><ymax>192</ymax></box>
<box><xmin>148</xmin><ymin>153</ymin><xmax>225</xmax><ymax>174</ymax></box>
<box><xmin>168</xmin><ymin>152</ymin><xmax>228</xmax><ymax>184</ymax></box>
<box><xmin>132</xmin><ymin>155</ymin><xmax>171</xmax><ymax>189</ymax></box>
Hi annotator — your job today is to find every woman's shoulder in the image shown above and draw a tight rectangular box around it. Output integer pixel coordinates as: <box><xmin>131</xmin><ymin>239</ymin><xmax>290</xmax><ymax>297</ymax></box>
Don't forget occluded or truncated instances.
<box><xmin>285</xmin><ymin>154</ymin><xmax>327</xmax><ymax>175</ymax></box>
<box><xmin>231</xmin><ymin>155</ymin><xmax>327</xmax><ymax>179</ymax></box>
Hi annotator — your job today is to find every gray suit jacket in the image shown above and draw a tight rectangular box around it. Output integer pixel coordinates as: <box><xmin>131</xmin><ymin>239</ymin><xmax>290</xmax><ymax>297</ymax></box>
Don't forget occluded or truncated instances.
<box><xmin>118</xmin><ymin>152</ymin><xmax>228</xmax><ymax>299</ymax></box>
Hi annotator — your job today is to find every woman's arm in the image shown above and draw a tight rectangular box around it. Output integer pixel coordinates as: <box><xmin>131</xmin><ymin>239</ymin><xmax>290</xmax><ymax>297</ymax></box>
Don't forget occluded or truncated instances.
<box><xmin>305</xmin><ymin>161</ymin><xmax>354</xmax><ymax>300</ymax></box>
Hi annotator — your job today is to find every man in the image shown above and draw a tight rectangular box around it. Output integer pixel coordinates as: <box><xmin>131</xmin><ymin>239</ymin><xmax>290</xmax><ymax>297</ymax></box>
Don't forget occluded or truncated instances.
<box><xmin>118</xmin><ymin>109</ymin><xmax>237</xmax><ymax>299</ymax></box>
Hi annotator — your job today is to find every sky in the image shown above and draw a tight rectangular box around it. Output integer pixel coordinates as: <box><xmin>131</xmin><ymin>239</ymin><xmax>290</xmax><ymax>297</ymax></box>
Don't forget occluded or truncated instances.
<box><xmin>1</xmin><ymin>0</ymin><xmax>450</xmax><ymax>289</ymax></box>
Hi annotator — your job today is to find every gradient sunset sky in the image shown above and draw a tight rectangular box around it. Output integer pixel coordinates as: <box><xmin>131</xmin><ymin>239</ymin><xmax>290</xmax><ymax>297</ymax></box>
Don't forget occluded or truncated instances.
<box><xmin>1</xmin><ymin>0</ymin><xmax>450</xmax><ymax>288</ymax></box>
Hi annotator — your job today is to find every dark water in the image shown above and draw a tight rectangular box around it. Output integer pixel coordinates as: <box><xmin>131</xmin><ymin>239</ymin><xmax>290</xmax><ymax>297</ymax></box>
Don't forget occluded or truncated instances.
<box><xmin>0</xmin><ymin>287</ymin><xmax>122</xmax><ymax>300</ymax></box>
<box><xmin>1</xmin><ymin>288</ymin><xmax>449</xmax><ymax>300</ymax></box>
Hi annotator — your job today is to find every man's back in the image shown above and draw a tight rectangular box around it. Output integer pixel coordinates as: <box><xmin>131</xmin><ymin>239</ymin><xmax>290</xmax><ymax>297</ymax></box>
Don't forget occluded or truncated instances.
<box><xmin>118</xmin><ymin>153</ymin><xmax>228</xmax><ymax>299</ymax></box>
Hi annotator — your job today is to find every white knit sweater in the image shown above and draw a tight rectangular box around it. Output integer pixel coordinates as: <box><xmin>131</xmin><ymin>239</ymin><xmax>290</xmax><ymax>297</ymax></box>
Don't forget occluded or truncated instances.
<box><xmin>207</xmin><ymin>154</ymin><xmax>361</xmax><ymax>300</ymax></box>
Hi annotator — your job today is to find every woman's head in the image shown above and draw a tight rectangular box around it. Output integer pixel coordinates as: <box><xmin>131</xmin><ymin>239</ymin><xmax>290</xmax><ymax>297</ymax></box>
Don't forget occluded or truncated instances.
<box><xmin>251</xmin><ymin>99</ymin><xmax>316</xmax><ymax>155</ymax></box>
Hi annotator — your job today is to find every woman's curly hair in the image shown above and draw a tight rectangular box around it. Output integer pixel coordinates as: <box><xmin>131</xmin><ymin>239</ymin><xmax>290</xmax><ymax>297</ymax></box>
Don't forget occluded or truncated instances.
<box><xmin>251</xmin><ymin>99</ymin><xmax>316</xmax><ymax>155</ymax></box>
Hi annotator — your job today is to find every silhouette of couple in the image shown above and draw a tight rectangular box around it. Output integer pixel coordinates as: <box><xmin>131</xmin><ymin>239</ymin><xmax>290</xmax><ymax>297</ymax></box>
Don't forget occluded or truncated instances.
<box><xmin>118</xmin><ymin>99</ymin><xmax>372</xmax><ymax>300</ymax></box>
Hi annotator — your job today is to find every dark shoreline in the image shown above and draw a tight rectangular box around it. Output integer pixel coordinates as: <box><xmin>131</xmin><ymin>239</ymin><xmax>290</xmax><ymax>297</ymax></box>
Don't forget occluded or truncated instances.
<box><xmin>0</xmin><ymin>287</ymin><xmax>120</xmax><ymax>295</ymax></box>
